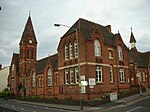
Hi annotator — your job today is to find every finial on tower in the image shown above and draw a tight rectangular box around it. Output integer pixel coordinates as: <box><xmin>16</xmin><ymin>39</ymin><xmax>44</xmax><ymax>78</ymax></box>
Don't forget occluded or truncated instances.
<box><xmin>131</xmin><ymin>27</ymin><xmax>133</xmax><ymax>32</ymax></box>
<box><xmin>29</xmin><ymin>11</ymin><xmax>31</xmax><ymax>16</ymax></box>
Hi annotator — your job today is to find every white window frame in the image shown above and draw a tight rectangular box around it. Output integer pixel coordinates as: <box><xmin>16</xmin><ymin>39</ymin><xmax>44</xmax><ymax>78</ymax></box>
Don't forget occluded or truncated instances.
<box><xmin>65</xmin><ymin>44</ymin><xmax>68</xmax><ymax>60</ymax></box>
<box><xmin>70</xmin><ymin>68</ymin><xmax>74</xmax><ymax>84</ymax></box>
<box><xmin>65</xmin><ymin>69</ymin><xmax>69</xmax><ymax>84</ymax></box>
<box><xmin>32</xmin><ymin>71</ymin><xmax>36</xmax><ymax>87</ymax></box>
<box><xmin>119</xmin><ymin>68</ymin><xmax>125</xmax><ymax>82</ymax></box>
<box><xmin>75</xmin><ymin>67</ymin><xmax>79</xmax><ymax>83</ymax></box>
<box><xmin>69</xmin><ymin>42</ymin><xmax>73</xmax><ymax>59</ymax></box>
<box><xmin>38</xmin><ymin>76</ymin><xmax>41</xmax><ymax>87</ymax></box>
<box><xmin>142</xmin><ymin>72</ymin><xmax>145</xmax><ymax>81</ymax></box>
<box><xmin>110</xmin><ymin>65</ymin><xmax>113</xmax><ymax>82</ymax></box>
<box><xmin>74</xmin><ymin>40</ymin><xmax>78</xmax><ymax>58</ymax></box>
<box><xmin>47</xmin><ymin>68</ymin><xmax>52</xmax><ymax>86</ymax></box>
<box><xmin>96</xmin><ymin>65</ymin><xmax>102</xmax><ymax>83</ymax></box>
<box><xmin>108</xmin><ymin>48</ymin><xmax>113</xmax><ymax>59</ymax></box>
<box><xmin>94</xmin><ymin>39</ymin><xmax>101</xmax><ymax>57</ymax></box>
<box><xmin>118</xmin><ymin>46</ymin><xmax>123</xmax><ymax>60</ymax></box>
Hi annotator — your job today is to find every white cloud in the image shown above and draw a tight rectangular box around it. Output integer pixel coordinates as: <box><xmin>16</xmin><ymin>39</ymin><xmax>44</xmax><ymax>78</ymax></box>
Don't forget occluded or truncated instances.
<box><xmin>0</xmin><ymin>0</ymin><xmax>150</xmax><ymax>67</ymax></box>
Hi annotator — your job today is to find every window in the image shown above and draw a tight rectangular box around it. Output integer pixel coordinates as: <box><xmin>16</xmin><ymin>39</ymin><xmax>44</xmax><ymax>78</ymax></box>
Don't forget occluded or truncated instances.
<box><xmin>32</xmin><ymin>71</ymin><xmax>36</xmax><ymax>87</ymax></box>
<box><xmin>41</xmin><ymin>76</ymin><xmax>44</xmax><ymax>87</ymax></box>
<box><xmin>65</xmin><ymin>69</ymin><xmax>69</xmax><ymax>84</ymax></box>
<box><xmin>69</xmin><ymin>42</ymin><xmax>73</xmax><ymax>59</ymax></box>
<box><xmin>65</xmin><ymin>44</ymin><xmax>68</xmax><ymax>60</ymax></box>
<box><xmin>96</xmin><ymin>65</ymin><xmax>102</xmax><ymax>82</ymax></box>
<box><xmin>94</xmin><ymin>39</ymin><xmax>101</xmax><ymax>56</ymax></box>
<box><xmin>70</xmin><ymin>68</ymin><xmax>74</xmax><ymax>84</ymax></box>
<box><xmin>47</xmin><ymin>68</ymin><xmax>52</xmax><ymax>86</ymax></box>
<box><xmin>38</xmin><ymin>76</ymin><xmax>41</xmax><ymax>87</ymax></box>
<box><xmin>75</xmin><ymin>67</ymin><xmax>79</xmax><ymax>83</ymax></box>
<box><xmin>119</xmin><ymin>68</ymin><xmax>124</xmax><ymax>82</ymax></box>
<box><xmin>138</xmin><ymin>71</ymin><xmax>142</xmax><ymax>81</ymax></box>
<box><xmin>74</xmin><ymin>40</ymin><xmax>78</xmax><ymax>58</ymax></box>
<box><xmin>142</xmin><ymin>72</ymin><xmax>145</xmax><ymax>81</ymax></box>
<box><xmin>56</xmin><ymin>74</ymin><xmax>59</xmax><ymax>85</ymax></box>
<box><xmin>108</xmin><ymin>49</ymin><xmax>113</xmax><ymax>59</ymax></box>
<box><xmin>27</xmin><ymin>50</ymin><xmax>29</xmax><ymax>59</ymax></box>
<box><xmin>12</xmin><ymin>64</ymin><xmax>15</xmax><ymax>77</ymax></box>
<box><xmin>118</xmin><ymin>46</ymin><xmax>123</xmax><ymax>60</ymax></box>
<box><xmin>31</xmin><ymin>49</ymin><xmax>34</xmax><ymax>59</ymax></box>
<box><xmin>110</xmin><ymin>65</ymin><xmax>113</xmax><ymax>82</ymax></box>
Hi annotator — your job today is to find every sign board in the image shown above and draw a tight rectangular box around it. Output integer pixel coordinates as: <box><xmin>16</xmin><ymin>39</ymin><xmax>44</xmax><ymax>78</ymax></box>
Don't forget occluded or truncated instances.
<box><xmin>110</xmin><ymin>92</ymin><xmax>118</xmax><ymax>101</ymax></box>
<box><xmin>81</xmin><ymin>81</ymin><xmax>88</xmax><ymax>86</ymax></box>
<box><xmin>89</xmin><ymin>78</ymin><xmax>96</xmax><ymax>86</ymax></box>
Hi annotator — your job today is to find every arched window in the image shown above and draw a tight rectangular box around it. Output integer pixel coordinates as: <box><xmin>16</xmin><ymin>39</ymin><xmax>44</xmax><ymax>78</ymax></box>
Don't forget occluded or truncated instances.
<box><xmin>94</xmin><ymin>39</ymin><xmax>101</xmax><ymax>56</ymax></box>
<box><xmin>118</xmin><ymin>46</ymin><xmax>123</xmax><ymax>60</ymax></box>
<box><xmin>69</xmin><ymin>42</ymin><xmax>73</xmax><ymax>59</ymax></box>
<box><xmin>12</xmin><ymin>64</ymin><xmax>15</xmax><ymax>77</ymax></box>
<box><xmin>65</xmin><ymin>44</ymin><xmax>68</xmax><ymax>60</ymax></box>
<box><xmin>32</xmin><ymin>71</ymin><xmax>36</xmax><ymax>87</ymax></box>
<box><xmin>74</xmin><ymin>40</ymin><xmax>78</xmax><ymax>58</ymax></box>
<box><xmin>47</xmin><ymin>68</ymin><xmax>52</xmax><ymax>86</ymax></box>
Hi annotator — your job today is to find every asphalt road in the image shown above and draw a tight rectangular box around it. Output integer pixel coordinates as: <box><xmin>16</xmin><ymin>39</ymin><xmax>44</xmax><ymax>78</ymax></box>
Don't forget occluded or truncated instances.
<box><xmin>0</xmin><ymin>98</ymin><xmax>69</xmax><ymax>112</ymax></box>
<box><xmin>101</xmin><ymin>96</ymin><xmax>150</xmax><ymax>112</ymax></box>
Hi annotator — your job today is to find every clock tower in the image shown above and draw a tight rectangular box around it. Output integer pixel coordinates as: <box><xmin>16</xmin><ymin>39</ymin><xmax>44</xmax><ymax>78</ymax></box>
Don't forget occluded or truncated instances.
<box><xmin>19</xmin><ymin>14</ymin><xmax>37</xmax><ymax>78</ymax></box>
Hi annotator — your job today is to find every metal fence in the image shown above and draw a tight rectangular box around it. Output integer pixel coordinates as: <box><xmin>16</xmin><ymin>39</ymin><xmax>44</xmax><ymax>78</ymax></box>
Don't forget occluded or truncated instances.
<box><xmin>0</xmin><ymin>106</ymin><xmax>19</xmax><ymax>112</ymax></box>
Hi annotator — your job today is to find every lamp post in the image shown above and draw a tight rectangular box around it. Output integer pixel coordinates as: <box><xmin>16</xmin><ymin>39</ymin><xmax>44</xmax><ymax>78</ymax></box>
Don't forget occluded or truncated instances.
<box><xmin>54</xmin><ymin>24</ymin><xmax>83</xmax><ymax>110</ymax></box>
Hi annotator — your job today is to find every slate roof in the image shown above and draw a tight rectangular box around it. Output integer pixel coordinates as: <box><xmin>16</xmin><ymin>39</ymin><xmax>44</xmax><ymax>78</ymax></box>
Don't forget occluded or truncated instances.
<box><xmin>63</xmin><ymin>18</ymin><xmax>116</xmax><ymax>46</ymax></box>
<box><xmin>35</xmin><ymin>54</ymin><xmax>58</xmax><ymax>74</ymax></box>
<box><xmin>128</xmin><ymin>49</ymin><xmax>150</xmax><ymax>68</ymax></box>
<box><xmin>129</xmin><ymin>32</ymin><xmax>136</xmax><ymax>43</ymax></box>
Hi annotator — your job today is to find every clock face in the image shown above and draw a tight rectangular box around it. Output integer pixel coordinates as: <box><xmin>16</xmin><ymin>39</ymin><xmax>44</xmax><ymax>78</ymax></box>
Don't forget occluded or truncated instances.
<box><xmin>29</xmin><ymin>40</ymin><xmax>32</xmax><ymax>44</ymax></box>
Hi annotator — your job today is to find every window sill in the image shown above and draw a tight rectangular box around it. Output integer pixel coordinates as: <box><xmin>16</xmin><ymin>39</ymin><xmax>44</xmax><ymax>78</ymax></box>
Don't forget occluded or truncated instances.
<box><xmin>96</xmin><ymin>82</ymin><xmax>104</xmax><ymax>85</ymax></box>
<box><xmin>109</xmin><ymin>57</ymin><xmax>113</xmax><ymax>60</ymax></box>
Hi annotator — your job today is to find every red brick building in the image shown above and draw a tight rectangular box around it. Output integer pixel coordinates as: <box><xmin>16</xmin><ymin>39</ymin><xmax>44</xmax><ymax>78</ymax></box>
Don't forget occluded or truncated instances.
<box><xmin>8</xmin><ymin>15</ymin><xmax>150</xmax><ymax>100</ymax></box>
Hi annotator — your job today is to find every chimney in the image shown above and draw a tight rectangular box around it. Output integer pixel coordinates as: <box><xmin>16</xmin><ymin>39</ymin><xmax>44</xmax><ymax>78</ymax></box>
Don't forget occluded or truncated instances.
<box><xmin>106</xmin><ymin>25</ymin><xmax>111</xmax><ymax>32</ymax></box>
<box><xmin>0</xmin><ymin>64</ymin><xmax>2</xmax><ymax>70</ymax></box>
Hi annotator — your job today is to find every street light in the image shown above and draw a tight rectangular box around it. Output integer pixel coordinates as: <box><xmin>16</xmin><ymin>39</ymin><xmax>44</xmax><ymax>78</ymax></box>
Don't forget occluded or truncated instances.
<box><xmin>54</xmin><ymin>24</ymin><xmax>83</xmax><ymax>110</ymax></box>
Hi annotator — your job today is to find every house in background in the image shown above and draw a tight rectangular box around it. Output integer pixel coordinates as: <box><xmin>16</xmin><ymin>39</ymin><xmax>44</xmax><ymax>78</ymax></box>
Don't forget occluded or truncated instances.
<box><xmin>0</xmin><ymin>65</ymin><xmax>10</xmax><ymax>91</ymax></box>
<box><xmin>128</xmin><ymin>29</ymin><xmax>150</xmax><ymax>90</ymax></box>
<box><xmin>8</xmin><ymin>15</ymin><xmax>150</xmax><ymax>100</ymax></box>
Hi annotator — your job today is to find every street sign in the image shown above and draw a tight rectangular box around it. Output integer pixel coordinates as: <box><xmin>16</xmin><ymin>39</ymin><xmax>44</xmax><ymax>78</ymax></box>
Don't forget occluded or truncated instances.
<box><xmin>89</xmin><ymin>78</ymin><xmax>96</xmax><ymax>86</ymax></box>
<box><xmin>110</xmin><ymin>92</ymin><xmax>118</xmax><ymax>101</ymax></box>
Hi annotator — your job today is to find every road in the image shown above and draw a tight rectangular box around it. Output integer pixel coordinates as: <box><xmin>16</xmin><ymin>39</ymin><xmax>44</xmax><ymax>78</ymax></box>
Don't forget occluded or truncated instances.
<box><xmin>0</xmin><ymin>98</ymin><xmax>69</xmax><ymax>112</ymax></box>
<box><xmin>100</xmin><ymin>96</ymin><xmax>150</xmax><ymax>112</ymax></box>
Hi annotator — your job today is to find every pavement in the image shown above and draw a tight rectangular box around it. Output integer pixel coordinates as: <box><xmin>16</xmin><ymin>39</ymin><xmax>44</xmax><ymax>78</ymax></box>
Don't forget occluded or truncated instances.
<box><xmin>9</xmin><ymin>89</ymin><xmax>150</xmax><ymax>112</ymax></box>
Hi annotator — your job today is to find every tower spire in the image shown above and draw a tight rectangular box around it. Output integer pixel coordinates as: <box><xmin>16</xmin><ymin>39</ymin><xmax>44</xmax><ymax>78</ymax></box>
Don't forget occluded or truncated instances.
<box><xmin>129</xmin><ymin>27</ymin><xmax>136</xmax><ymax>49</ymax></box>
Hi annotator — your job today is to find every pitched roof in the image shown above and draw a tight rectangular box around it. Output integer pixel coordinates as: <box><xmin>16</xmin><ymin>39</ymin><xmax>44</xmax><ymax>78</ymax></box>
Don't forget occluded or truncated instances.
<box><xmin>128</xmin><ymin>49</ymin><xmax>150</xmax><ymax>68</ymax></box>
<box><xmin>19</xmin><ymin>15</ymin><xmax>37</xmax><ymax>45</ymax></box>
<box><xmin>129</xmin><ymin>31</ymin><xmax>136</xmax><ymax>43</ymax></box>
<box><xmin>35</xmin><ymin>54</ymin><xmax>58</xmax><ymax>74</ymax></box>
<box><xmin>63</xmin><ymin>18</ymin><xmax>116</xmax><ymax>46</ymax></box>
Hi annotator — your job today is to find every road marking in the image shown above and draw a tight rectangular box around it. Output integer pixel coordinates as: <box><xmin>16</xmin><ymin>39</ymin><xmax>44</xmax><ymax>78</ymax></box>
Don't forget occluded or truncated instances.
<box><xmin>126</xmin><ymin>106</ymin><xmax>142</xmax><ymax>112</ymax></box>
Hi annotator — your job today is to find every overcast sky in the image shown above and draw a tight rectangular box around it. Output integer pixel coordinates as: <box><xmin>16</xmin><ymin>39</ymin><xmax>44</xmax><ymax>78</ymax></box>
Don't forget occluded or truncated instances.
<box><xmin>0</xmin><ymin>0</ymin><xmax>150</xmax><ymax>67</ymax></box>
